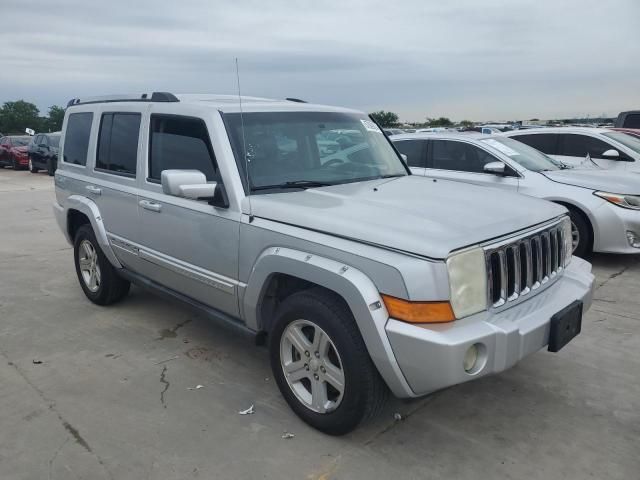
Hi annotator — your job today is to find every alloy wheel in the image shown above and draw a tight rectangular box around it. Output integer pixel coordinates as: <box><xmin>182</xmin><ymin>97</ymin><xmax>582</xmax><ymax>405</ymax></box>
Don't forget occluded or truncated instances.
<box><xmin>280</xmin><ymin>319</ymin><xmax>345</xmax><ymax>413</ymax></box>
<box><xmin>78</xmin><ymin>240</ymin><xmax>101</xmax><ymax>292</ymax></box>
<box><xmin>570</xmin><ymin>220</ymin><xmax>580</xmax><ymax>252</ymax></box>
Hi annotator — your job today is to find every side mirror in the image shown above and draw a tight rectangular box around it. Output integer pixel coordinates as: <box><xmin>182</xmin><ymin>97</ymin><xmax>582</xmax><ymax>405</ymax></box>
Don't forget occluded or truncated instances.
<box><xmin>602</xmin><ymin>149</ymin><xmax>619</xmax><ymax>159</ymax></box>
<box><xmin>484</xmin><ymin>161</ymin><xmax>506</xmax><ymax>175</ymax></box>
<box><xmin>400</xmin><ymin>153</ymin><xmax>408</xmax><ymax>162</ymax></box>
<box><xmin>161</xmin><ymin>169</ymin><xmax>217</xmax><ymax>200</ymax></box>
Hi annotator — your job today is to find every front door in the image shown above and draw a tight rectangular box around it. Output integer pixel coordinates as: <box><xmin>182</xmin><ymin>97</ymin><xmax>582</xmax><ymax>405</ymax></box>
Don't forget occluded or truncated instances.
<box><xmin>136</xmin><ymin>112</ymin><xmax>240</xmax><ymax>317</ymax></box>
<box><xmin>555</xmin><ymin>133</ymin><xmax>633</xmax><ymax>170</ymax></box>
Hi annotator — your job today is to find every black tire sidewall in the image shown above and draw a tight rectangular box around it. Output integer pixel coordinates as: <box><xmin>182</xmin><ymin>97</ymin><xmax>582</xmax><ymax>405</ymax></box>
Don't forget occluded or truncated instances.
<box><xmin>568</xmin><ymin>209</ymin><xmax>590</xmax><ymax>258</ymax></box>
<box><xmin>269</xmin><ymin>291</ymin><xmax>377</xmax><ymax>435</ymax></box>
<box><xmin>73</xmin><ymin>225</ymin><xmax>110</xmax><ymax>304</ymax></box>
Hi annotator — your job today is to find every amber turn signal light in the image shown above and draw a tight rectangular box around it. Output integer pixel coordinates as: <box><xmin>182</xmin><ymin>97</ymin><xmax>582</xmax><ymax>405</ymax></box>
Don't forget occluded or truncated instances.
<box><xmin>381</xmin><ymin>295</ymin><xmax>455</xmax><ymax>324</ymax></box>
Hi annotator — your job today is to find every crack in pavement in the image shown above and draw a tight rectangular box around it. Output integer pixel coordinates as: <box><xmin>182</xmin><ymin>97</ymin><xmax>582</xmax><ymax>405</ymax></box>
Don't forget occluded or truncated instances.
<box><xmin>596</xmin><ymin>265</ymin><xmax>632</xmax><ymax>290</ymax></box>
<box><xmin>0</xmin><ymin>347</ymin><xmax>114</xmax><ymax>480</ymax></box>
<box><xmin>47</xmin><ymin>438</ymin><xmax>69</xmax><ymax>480</ymax></box>
<box><xmin>156</xmin><ymin>318</ymin><xmax>192</xmax><ymax>340</ymax></box>
<box><xmin>159</xmin><ymin>365</ymin><xmax>170</xmax><ymax>408</ymax></box>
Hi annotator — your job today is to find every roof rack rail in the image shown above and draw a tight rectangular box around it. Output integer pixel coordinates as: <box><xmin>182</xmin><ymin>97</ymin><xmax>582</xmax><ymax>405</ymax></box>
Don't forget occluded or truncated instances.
<box><xmin>286</xmin><ymin>97</ymin><xmax>307</xmax><ymax>103</ymax></box>
<box><xmin>66</xmin><ymin>92</ymin><xmax>179</xmax><ymax>107</ymax></box>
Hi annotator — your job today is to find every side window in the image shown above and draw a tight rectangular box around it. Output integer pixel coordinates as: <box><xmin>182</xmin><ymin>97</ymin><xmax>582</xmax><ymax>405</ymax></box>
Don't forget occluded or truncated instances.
<box><xmin>96</xmin><ymin>112</ymin><xmax>140</xmax><ymax>176</ymax></box>
<box><xmin>512</xmin><ymin>134</ymin><xmax>557</xmax><ymax>154</ymax></box>
<box><xmin>63</xmin><ymin>112</ymin><xmax>93</xmax><ymax>166</ymax></box>
<box><xmin>623</xmin><ymin>114</ymin><xmax>640</xmax><ymax>129</ymax></box>
<box><xmin>559</xmin><ymin>134</ymin><xmax>612</xmax><ymax>159</ymax></box>
<box><xmin>393</xmin><ymin>140</ymin><xmax>426</xmax><ymax>167</ymax></box>
<box><xmin>149</xmin><ymin>115</ymin><xmax>218</xmax><ymax>182</ymax></box>
<box><xmin>430</xmin><ymin>140</ymin><xmax>495</xmax><ymax>173</ymax></box>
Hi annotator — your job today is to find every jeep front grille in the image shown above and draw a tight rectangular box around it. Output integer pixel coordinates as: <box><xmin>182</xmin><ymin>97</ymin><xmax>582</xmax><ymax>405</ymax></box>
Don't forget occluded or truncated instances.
<box><xmin>486</xmin><ymin>223</ymin><xmax>566</xmax><ymax>308</ymax></box>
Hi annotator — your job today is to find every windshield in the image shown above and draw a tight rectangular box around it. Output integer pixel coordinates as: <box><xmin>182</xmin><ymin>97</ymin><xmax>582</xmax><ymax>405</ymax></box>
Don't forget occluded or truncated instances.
<box><xmin>49</xmin><ymin>135</ymin><xmax>61</xmax><ymax>148</ymax></box>
<box><xmin>481</xmin><ymin>136</ymin><xmax>563</xmax><ymax>172</ymax></box>
<box><xmin>603</xmin><ymin>131</ymin><xmax>640</xmax><ymax>154</ymax></box>
<box><xmin>12</xmin><ymin>137</ymin><xmax>31</xmax><ymax>146</ymax></box>
<box><xmin>223</xmin><ymin>111</ymin><xmax>408</xmax><ymax>192</ymax></box>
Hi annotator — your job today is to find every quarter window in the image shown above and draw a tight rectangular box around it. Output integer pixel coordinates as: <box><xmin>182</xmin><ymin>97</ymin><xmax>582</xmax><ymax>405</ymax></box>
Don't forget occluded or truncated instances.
<box><xmin>512</xmin><ymin>133</ymin><xmax>558</xmax><ymax>154</ymax></box>
<box><xmin>149</xmin><ymin>115</ymin><xmax>218</xmax><ymax>182</ymax></box>
<box><xmin>63</xmin><ymin>112</ymin><xmax>93</xmax><ymax>166</ymax></box>
<box><xmin>393</xmin><ymin>140</ymin><xmax>426</xmax><ymax>167</ymax></box>
<box><xmin>623</xmin><ymin>114</ymin><xmax>640</xmax><ymax>129</ymax></box>
<box><xmin>558</xmin><ymin>134</ymin><xmax>613</xmax><ymax>159</ymax></box>
<box><xmin>96</xmin><ymin>113</ymin><xmax>140</xmax><ymax>176</ymax></box>
<box><xmin>430</xmin><ymin>140</ymin><xmax>498</xmax><ymax>173</ymax></box>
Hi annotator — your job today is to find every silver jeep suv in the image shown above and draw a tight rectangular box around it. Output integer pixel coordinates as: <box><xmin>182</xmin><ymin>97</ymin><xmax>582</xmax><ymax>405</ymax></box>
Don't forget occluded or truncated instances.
<box><xmin>53</xmin><ymin>92</ymin><xmax>595</xmax><ymax>434</ymax></box>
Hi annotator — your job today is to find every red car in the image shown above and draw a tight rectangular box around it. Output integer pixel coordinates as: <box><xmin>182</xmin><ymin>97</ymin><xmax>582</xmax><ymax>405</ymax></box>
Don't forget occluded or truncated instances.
<box><xmin>612</xmin><ymin>127</ymin><xmax>640</xmax><ymax>139</ymax></box>
<box><xmin>0</xmin><ymin>135</ymin><xmax>31</xmax><ymax>170</ymax></box>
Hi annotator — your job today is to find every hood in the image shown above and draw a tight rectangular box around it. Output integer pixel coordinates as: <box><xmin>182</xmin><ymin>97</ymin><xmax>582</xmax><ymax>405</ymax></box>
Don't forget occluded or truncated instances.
<box><xmin>542</xmin><ymin>169</ymin><xmax>640</xmax><ymax>194</ymax></box>
<box><xmin>248</xmin><ymin>176</ymin><xmax>565</xmax><ymax>259</ymax></box>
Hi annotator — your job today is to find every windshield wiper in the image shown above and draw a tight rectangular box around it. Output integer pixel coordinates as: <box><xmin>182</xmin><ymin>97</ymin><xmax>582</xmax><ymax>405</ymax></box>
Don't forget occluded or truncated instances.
<box><xmin>376</xmin><ymin>174</ymin><xmax>405</xmax><ymax>179</ymax></box>
<box><xmin>251</xmin><ymin>180</ymin><xmax>334</xmax><ymax>192</ymax></box>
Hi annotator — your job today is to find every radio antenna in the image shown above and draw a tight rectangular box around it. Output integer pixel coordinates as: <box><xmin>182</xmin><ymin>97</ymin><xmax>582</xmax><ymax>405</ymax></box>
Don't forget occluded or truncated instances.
<box><xmin>235</xmin><ymin>57</ymin><xmax>253</xmax><ymax>222</ymax></box>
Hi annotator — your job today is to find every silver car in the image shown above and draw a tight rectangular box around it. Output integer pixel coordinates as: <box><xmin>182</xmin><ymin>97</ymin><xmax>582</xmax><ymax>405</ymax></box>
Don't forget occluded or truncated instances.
<box><xmin>53</xmin><ymin>93</ymin><xmax>594</xmax><ymax>434</ymax></box>
<box><xmin>392</xmin><ymin>132</ymin><xmax>640</xmax><ymax>256</ymax></box>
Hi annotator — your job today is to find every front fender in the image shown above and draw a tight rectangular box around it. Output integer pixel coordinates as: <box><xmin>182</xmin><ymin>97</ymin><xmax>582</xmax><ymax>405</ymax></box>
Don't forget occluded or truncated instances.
<box><xmin>65</xmin><ymin>195</ymin><xmax>122</xmax><ymax>269</ymax></box>
<box><xmin>242</xmin><ymin>247</ymin><xmax>414</xmax><ymax>397</ymax></box>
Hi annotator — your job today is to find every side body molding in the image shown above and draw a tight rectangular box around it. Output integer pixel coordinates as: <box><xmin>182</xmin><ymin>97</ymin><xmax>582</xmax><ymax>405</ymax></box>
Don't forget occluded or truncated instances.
<box><xmin>65</xmin><ymin>195</ymin><xmax>122</xmax><ymax>269</ymax></box>
<box><xmin>242</xmin><ymin>247</ymin><xmax>414</xmax><ymax>397</ymax></box>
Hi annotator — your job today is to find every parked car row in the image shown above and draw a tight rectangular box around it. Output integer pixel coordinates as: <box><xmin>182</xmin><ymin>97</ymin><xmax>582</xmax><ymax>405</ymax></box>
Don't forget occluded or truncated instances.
<box><xmin>0</xmin><ymin>132</ymin><xmax>60</xmax><ymax>175</ymax></box>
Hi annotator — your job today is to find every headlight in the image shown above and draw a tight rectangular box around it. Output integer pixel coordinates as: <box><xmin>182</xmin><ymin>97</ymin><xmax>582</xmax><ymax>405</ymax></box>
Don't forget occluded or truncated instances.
<box><xmin>594</xmin><ymin>191</ymin><xmax>640</xmax><ymax>210</ymax></box>
<box><xmin>561</xmin><ymin>216</ymin><xmax>573</xmax><ymax>266</ymax></box>
<box><xmin>446</xmin><ymin>248</ymin><xmax>487</xmax><ymax>318</ymax></box>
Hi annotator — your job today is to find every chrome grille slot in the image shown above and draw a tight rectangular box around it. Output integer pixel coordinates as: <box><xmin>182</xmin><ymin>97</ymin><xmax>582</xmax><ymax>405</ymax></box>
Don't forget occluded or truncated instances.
<box><xmin>486</xmin><ymin>222</ymin><xmax>566</xmax><ymax>309</ymax></box>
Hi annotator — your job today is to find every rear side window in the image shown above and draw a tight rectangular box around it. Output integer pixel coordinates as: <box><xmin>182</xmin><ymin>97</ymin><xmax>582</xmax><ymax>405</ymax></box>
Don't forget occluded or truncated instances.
<box><xmin>96</xmin><ymin>113</ymin><xmax>141</xmax><ymax>176</ymax></box>
<box><xmin>623</xmin><ymin>114</ymin><xmax>640</xmax><ymax>129</ymax></box>
<box><xmin>558</xmin><ymin>134</ymin><xmax>612</xmax><ymax>159</ymax></box>
<box><xmin>512</xmin><ymin>133</ymin><xmax>557</xmax><ymax>154</ymax></box>
<box><xmin>393</xmin><ymin>139</ymin><xmax>426</xmax><ymax>167</ymax></box>
<box><xmin>63</xmin><ymin>112</ymin><xmax>93</xmax><ymax>165</ymax></box>
<box><xmin>148</xmin><ymin>115</ymin><xmax>218</xmax><ymax>181</ymax></box>
<box><xmin>430</xmin><ymin>140</ymin><xmax>497</xmax><ymax>173</ymax></box>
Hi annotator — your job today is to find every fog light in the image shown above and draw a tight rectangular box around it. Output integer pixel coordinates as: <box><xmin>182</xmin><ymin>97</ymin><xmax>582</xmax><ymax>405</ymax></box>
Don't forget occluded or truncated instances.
<box><xmin>463</xmin><ymin>344</ymin><xmax>478</xmax><ymax>372</ymax></box>
<box><xmin>627</xmin><ymin>231</ymin><xmax>640</xmax><ymax>248</ymax></box>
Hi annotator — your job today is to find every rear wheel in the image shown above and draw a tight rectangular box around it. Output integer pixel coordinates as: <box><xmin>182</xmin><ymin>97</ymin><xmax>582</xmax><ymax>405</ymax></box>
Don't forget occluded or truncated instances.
<box><xmin>73</xmin><ymin>225</ymin><xmax>130</xmax><ymax>305</ymax></box>
<box><xmin>269</xmin><ymin>288</ymin><xmax>387</xmax><ymax>435</ymax></box>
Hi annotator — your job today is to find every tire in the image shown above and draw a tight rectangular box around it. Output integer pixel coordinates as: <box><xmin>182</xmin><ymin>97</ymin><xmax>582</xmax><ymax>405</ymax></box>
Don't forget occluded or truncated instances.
<box><xmin>73</xmin><ymin>225</ymin><xmax>130</xmax><ymax>305</ymax></box>
<box><xmin>47</xmin><ymin>158</ymin><xmax>55</xmax><ymax>176</ymax></box>
<box><xmin>12</xmin><ymin>156</ymin><xmax>19</xmax><ymax>170</ymax></box>
<box><xmin>567</xmin><ymin>208</ymin><xmax>591</xmax><ymax>258</ymax></box>
<box><xmin>269</xmin><ymin>288</ymin><xmax>387</xmax><ymax>435</ymax></box>
<box><xmin>29</xmin><ymin>158</ymin><xmax>38</xmax><ymax>173</ymax></box>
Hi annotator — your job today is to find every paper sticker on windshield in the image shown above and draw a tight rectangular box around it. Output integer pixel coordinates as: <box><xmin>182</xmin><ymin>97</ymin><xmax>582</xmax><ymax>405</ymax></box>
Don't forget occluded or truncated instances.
<box><xmin>361</xmin><ymin>119</ymin><xmax>382</xmax><ymax>133</ymax></box>
<box><xmin>483</xmin><ymin>138</ymin><xmax>519</xmax><ymax>157</ymax></box>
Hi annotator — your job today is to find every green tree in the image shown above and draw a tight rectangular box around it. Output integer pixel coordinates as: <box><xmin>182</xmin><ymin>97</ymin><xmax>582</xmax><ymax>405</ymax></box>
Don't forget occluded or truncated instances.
<box><xmin>44</xmin><ymin>105</ymin><xmax>65</xmax><ymax>132</ymax></box>
<box><xmin>458</xmin><ymin>120</ymin><xmax>474</xmax><ymax>128</ymax></box>
<box><xmin>370</xmin><ymin>110</ymin><xmax>399</xmax><ymax>128</ymax></box>
<box><xmin>426</xmin><ymin>117</ymin><xmax>453</xmax><ymax>127</ymax></box>
<box><xmin>0</xmin><ymin>100</ymin><xmax>41</xmax><ymax>134</ymax></box>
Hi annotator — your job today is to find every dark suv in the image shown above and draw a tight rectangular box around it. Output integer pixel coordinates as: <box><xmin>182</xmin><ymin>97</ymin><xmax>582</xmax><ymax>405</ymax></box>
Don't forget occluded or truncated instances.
<box><xmin>28</xmin><ymin>132</ymin><xmax>61</xmax><ymax>175</ymax></box>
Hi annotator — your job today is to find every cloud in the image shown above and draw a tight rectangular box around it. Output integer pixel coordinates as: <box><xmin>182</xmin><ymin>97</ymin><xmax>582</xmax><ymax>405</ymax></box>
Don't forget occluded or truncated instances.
<box><xmin>1</xmin><ymin>0</ymin><xmax>639</xmax><ymax>121</ymax></box>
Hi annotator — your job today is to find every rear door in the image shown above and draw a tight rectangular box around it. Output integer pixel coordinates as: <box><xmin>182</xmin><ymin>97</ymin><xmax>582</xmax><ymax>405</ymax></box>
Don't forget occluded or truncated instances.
<box><xmin>556</xmin><ymin>133</ymin><xmax>632</xmax><ymax>170</ymax></box>
<box><xmin>87</xmin><ymin>106</ymin><xmax>145</xmax><ymax>270</ymax></box>
<box><xmin>425</xmin><ymin>139</ymin><xmax>520</xmax><ymax>191</ymax></box>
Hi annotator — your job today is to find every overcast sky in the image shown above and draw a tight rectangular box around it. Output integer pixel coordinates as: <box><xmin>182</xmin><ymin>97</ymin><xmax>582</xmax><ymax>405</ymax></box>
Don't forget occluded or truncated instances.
<box><xmin>1</xmin><ymin>0</ymin><xmax>639</xmax><ymax>122</ymax></box>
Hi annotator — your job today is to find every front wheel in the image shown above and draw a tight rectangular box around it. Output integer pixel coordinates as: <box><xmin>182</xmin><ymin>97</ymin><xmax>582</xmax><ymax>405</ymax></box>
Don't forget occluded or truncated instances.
<box><xmin>47</xmin><ymin>158</ymin><xmax>56</xmax><ymax>176</ymax></box>
<box><xmin>269</xmin><ymin>288</ymin><xmax>387</xmax><ymax>435</ymax></box>
<box><xmin>567</xmin><ymin>208</ymin><xmax>591</xmax><ymax>258</ymax></box>
<box><xmin>29</xmin><ymin>158</ymin><xmax>38</xmax><ymax>173</ymax></box>
<box><xmin>73</xmin><ymin>225</ymin><xmax>130</xmax><ymax>305</ymax></box>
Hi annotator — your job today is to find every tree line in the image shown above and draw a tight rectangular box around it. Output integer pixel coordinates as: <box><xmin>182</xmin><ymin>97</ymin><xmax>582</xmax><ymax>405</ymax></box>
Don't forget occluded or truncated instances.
<box><xmin>0</xmin><ymin>100</ymin><xmax>65</xmax><ymax>135</ymax></box>
<box><xmin>370</xmin><ymin>110</ymin><xmax>471</xmax><ymax>129</ymax></box>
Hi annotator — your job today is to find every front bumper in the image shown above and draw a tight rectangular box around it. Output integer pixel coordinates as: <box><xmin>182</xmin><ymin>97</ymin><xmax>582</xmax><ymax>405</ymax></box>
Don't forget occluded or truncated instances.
<box><xmin>592</xmin><ymin>201</ymin><xmax>640</xmax><ymax>253</ymax></box>
<box><xmin>385</xmin><ymin>256</ymin><xmax>594</xmax><ymax>397</ymax></box>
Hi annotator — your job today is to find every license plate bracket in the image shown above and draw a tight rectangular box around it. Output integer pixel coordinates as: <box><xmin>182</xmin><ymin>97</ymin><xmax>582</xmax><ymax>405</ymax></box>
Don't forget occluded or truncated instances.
<box><xmin>548</xmin><ymin>300</ymin><xmax>583</xmax><ymax>352</ymax></box>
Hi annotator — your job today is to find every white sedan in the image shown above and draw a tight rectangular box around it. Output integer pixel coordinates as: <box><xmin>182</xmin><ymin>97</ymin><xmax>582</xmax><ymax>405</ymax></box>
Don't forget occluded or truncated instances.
<box><xmin>502</xmin><ymin>127</ymin><xmax>640</xmax><ymax>172</ymax></box>
<box><xmin>391</xmin><ymin>132</ymin><xmax>640</xmax><ymax>257</ymax></box>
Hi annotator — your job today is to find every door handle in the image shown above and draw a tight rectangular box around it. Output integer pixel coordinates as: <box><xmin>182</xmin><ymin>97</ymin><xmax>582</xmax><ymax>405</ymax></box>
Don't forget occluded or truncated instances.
<box><xmin>85</xmin><ymin>185</ymin><xmax>102</xmax><ymax>195</ymax></box>
<box><xmin>139</xmin><ymin>199</ymin><xmax>162</xmax><ymax>212</ymax></box>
